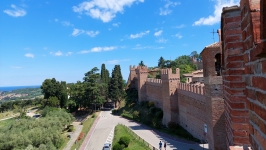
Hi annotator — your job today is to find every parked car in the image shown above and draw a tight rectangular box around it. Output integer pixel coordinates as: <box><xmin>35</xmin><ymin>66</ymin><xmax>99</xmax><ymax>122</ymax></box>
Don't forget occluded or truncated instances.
<box><xmin>103</xmin><ymin>143</ymin><xmax>111</xmax><ymax>150</ymax></box>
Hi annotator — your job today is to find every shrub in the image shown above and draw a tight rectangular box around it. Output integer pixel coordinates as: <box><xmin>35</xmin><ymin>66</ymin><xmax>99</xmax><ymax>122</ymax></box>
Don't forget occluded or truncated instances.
<box><xmin>92</xmin><ymin>114</ymin><xmax>95</xmax><ymax>118</ymax></box>
<box><xmin>119</xmin><ymin>136</ymin><xmax>130</xmax><ymax>147</ymax></box>
<box><xmin>140</xmin><ymin>101</ymin><xmax>148</xmax><ymax>106</ymax></box>
<box><xmin>155</xmin><ymin>110</ymin><xmax>163</xmax><ymax>119</ymax></box>
<box><xmin>112</xmin><ymin>109</ymin><xmax>117</xmax><ymax>114</ymax></box>
<box><xmin>168</xmin><ymin>121</ymin><xmax>178</xmax><ymax>130</ymax></box>
<box><xmin>148</xmin><ymin>101</ymin><xmax>154</xmax><ymax>108</ymax></box>
<box><xmin>112</xmin><ymin>143</ymin><xmax>122</xmax><ymax>150</ymax></box>
<box><xmin>68</xmin><ymin>125</ymin><xmax>74</xmax><ymax>132</ymax></box>
<box><xmin>132</xmin><ymin>111</ymin><xmax>140</xmax><ymax>119</ymax></box>
<box><xmin>149</xmin><ymin>107</ymin><xmax>156</xmax><ymax>114</ymax></box>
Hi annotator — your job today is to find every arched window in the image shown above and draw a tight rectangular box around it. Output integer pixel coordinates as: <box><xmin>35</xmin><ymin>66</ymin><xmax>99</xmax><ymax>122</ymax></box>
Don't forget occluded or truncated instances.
<box><xmin>215</xmin><ymin>53</ymin><xmax>221</xmax><ymax>76</ymax></box>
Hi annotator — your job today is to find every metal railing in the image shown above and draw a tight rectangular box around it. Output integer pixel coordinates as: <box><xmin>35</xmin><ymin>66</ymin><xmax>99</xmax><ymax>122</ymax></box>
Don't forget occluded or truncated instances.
<box><xmin>118</xmin><ymin>123</ymin><xmax>159</xmax><ymax>150</ymax></box>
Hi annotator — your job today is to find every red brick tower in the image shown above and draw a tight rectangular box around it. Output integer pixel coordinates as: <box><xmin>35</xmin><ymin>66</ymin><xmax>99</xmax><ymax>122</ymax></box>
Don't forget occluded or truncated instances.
<box><xmin>201</xmin><ymin>42</ymin><xmax>226</xmax><ymax>150</ymax></box>
<box><xmin>161</xmin><ymin>68</ymin><xmax>180</xmax><ymax>125</ymax></box>
<box><xmin>136</xmin><ymin>66</ymin><xmax>148</xmax><ymax>102</ymax></box>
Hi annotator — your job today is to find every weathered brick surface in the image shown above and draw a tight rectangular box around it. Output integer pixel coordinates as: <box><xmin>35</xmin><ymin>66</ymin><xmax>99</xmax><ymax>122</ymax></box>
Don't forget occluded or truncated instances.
<box><xmin>222</xmin><ymin>1</ymin><xmax>266</xmax><ymax>150</ymax></box>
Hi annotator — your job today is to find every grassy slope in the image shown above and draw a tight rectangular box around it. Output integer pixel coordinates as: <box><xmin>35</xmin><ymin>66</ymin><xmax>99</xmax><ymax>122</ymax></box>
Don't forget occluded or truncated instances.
<box><xmin>113</xmin><ymin>124</ymin><xmax>150</xmax><ymax>150</ymax></box>
<box><xmin>70</xmin><ymin>111</ymin><xmax>100</xmax><ymax>150</ymax></box>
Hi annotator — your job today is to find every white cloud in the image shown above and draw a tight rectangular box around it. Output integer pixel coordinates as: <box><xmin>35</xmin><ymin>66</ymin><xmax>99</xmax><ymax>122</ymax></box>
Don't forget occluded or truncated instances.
<box><xmin>55</xmin><ymin>18</ymin><xmax>59</xmax><ymax>22</ymax></box>
<box><xmin>72</xmin><ymin>0</ymin><xmax>144</xmax><ymax>22</ymax></box>
<box><xmin>132</xmin><ymin>46</ymin><xmax>152</xmax><ymax>50</ymax></box>
<box><xmin>193</xmin><ymin>0</ymin><xmax>239</xmax><ymax>26</ymax></box>
<box><xmin>50</xmin><ymin>51</ymin><xmax>63</xmax><ymax>56</ymax></box>
<box><xmin>11</xmin><ymin>66</ymin><xmax>22</xmax><ymax>69</ymax></box>
<box><xmin>159</xmin><ymin>0</ymin><xmax>180</xmax><ymax>16</ymax></box>
<box><xmin>130</xmin><ymin>30</ymin><xmax>150</xmax><ymax>39</ymax></box>
<box><xmin>174</xmin><ymin>33</ymin><xmax>182</xmax><ymax>39</ymax></box>
<box><xmin>72</xmin><ymin>28</ymin><xmax>99</xmax><ymax>37</ymax></box>
<box><xmin>24</xmin><ymin>47</ymin><xmax>30</xmax><ymax>50</ymax></box>
<box><xmin>112</xmin><ymin>22</ymin><xmax>120</xmax><ymax>27</ymax></box>
<box><xmin>175</xmin><ymin>24</ymin><xmax>185</xmax><ymax>28</ymax></box>
<box><xmin>156</xmin><ymin>38</ymin><xmax>167</xmax><ymax>43</ymax></box>
<box><xmin>72</xmin><ymin>28</ymin><xmax>85</xmax><ymax>36</ymax></box>
<box><xmin>61</xmin><ymin>21</ymin><xmax>73</xmax><ymax>26</ymax></box>
<box><xmin>3</xmin><ymin>4</ymin><xmax>27</xmax><ymax>17</ymax></box>
<box><xmin>78</xmin><ymin>46</ymin><xmax>117</xmax><ymax>54</ymax></box>
<box><xmin>86</xmin><ymin>30</ymin><xmax>100</xmax><ymax>37</ymax></box>
<box><xmin>25</xmin><ymin>53</ymin><xmax>34</xmax><ymax>58</ymax></box>
<box><xmin>154</xmin><ymin>30</ymin><xmax>163</xmax><ymax>36</ymax></box>
<box><xmin>43</xmin><ymin>47</ymin><xmax>48</xmax><ymax>50</ymax></box>
<box><xmin>105</xmin><ymin>59</ymin><xmax>130</xmax><ymax>64</ymax></box>
<box><xmin>66</xmin><ymin>52</ymin><xmax>73</xmax><ymax>56</ymax></box>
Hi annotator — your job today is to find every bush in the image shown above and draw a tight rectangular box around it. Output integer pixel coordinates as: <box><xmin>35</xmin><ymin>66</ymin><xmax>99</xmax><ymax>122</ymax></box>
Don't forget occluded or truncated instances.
<box><xmin>92</xmin><ymin>114</ymin><xmax>95</xmax><ymax>118</ymax></box>
<box><xmin>112</xmin><ymin>109</ymin><xmax>117</xmax><ymax>114</ymax></box>
<box><xmin>132</xmin><ymin>111</ymin><xmax>140</xmax><ymax>119</ymax></box>
<box><xmin>112</xmin><ymin>143</ymin><xmax>122</xmax><ymax>150</ymax></box>
<box><xmin>140</xmin><ymin>101</ymin><xmax>148</xmax><ymax>106</ymax></box>
<box><xmin>168</xmin><ymin>121</ymin><xmax>178</xmax><ymax>130</ymax></box>
<box><xmin>149</xmin><ymin>107</ymin><xmax>156</xmax><ymax>114</ymax></box>
<box><xmin>119</xmin><ymin>136</ymin><xmax>130</xmax><ymax>147</ymax></box>
<box><xmin>68</xmin><ymin>125</ymin><xmax>74</xmax><ymax>132</ymax></box>
<box><xmin>148</xmin><ymin>101</ymin><xmax>154</xmax><ymax>108</ymax></box>
<box><xmin>155</xmin><ymin>110</ymin><xmax>163</xmax><ymax>119</ymax></box>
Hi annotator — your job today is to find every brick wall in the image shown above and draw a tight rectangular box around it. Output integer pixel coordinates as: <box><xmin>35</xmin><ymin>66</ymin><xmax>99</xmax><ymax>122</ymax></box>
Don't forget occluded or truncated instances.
<box><xmin>221</xmin><ymin>6</ymin><xmax>250</xmax><ymax>148</ymax></box>
<box><xmin>177</xmin><ymin>89</ymin><xmax>207</xmax><ymax>141</ymax></box>
<box><xmin>146</xmin><ymin>79</ymin><xmax>163</xmax><ymax>109</ymax></box>
<box><xmin>239</xmin><ymin>0</ymin><xmax>266</xmax><ymax>149</ymax></box>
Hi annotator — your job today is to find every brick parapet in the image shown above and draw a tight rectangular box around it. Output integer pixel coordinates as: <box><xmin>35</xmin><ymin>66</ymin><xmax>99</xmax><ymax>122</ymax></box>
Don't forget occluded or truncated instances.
<box><xmin>146</xmin><ymin>78</ymin><xmax>162</xmax><ymax>86</ymax></box>
<box><xmin>177</xmin><ymin>83</ymin><xmax>205</xmax><ymax>95</ymax></box>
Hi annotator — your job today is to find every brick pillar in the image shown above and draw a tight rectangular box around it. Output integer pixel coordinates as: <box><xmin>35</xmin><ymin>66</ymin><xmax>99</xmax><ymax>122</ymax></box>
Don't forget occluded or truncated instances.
<box><xmin>161</xmin><ymin>68</ymin><xmax>180</xmax><ymax>125</ymax></box>
<box><xmin>136</xmin><ymin>66</ymin><xmax>148</xmax><ymax>102</ymax></box>
<box><xmin>221</xmin><ymin>6</ymin><xmax>250</xmax><ymax>148</ymax></box>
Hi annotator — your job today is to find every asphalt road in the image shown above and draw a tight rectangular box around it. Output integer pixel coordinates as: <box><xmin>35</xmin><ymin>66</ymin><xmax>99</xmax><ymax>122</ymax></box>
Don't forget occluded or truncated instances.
<box><xmin>83</xmin><ymin>110</ymin><xmax>209</xmax><ymax>150</ymax></box>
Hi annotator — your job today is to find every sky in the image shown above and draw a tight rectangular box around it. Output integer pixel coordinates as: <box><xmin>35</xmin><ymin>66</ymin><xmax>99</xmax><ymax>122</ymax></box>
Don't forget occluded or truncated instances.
<box><xmin>0</xmin><ymin>0</ymin><xmax>240</xmax><ymax>86</ymax></box>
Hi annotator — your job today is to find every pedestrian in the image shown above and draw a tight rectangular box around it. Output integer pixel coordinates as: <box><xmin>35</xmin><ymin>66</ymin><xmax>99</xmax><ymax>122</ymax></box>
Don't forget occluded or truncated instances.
<box><xmin>159</xmin><ymin>141</ymin><xmax>162</xmax><ymax>150</ymax></box>
<box><xmin>164</xmin><ymin>141</ymin><xmax>166</xmax><ymax>150</ymax></box>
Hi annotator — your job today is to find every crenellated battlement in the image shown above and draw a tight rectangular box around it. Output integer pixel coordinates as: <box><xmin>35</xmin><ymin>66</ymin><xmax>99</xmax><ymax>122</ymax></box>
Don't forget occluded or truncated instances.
<box><xmin>136</xmin><ymin>66</ymin><xmax>149</xmax><ymax>74</ymax></box>
<box><xmin>161</xmin><ymin>68</ymin><xmax>180</xmax><ymax>81</ymax></box>
<box><xmin>130</xmin><ymin>65</ymin><xmax>137</xmax><ymax>70</ymax></box>
<box><xmin>146</xmin><ymin>78</ymin><xmax>162</xmax><ymax>86</ymax></box>
<box><xmin>177</xmin><ymin>83</ymin><xmax>205</xmax><ymax>95</ymax></box>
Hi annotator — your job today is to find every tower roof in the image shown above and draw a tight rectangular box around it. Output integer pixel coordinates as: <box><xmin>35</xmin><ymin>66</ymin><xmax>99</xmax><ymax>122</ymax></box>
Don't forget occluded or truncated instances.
<box><xmin>204</xmin><ymin>42</ymin><xmax>220</xmax><ymax>48</ymax></box>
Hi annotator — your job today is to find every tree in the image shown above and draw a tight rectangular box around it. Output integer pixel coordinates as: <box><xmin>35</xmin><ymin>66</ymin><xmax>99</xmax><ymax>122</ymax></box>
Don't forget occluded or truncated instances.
<box><xmin>83</xmin><ymin>67</ymin><xmax>105</xmax><ymax>108</ymax></box>
<box><xmin>109</xmin><ymin>65</ymin><xmax>125</xmax><ymax>107</ymax></box>
<box><xmin>47</xmin><ymin>96</ymin><xmax>60</xmax><ymax>107</ymax></box>
<box><xmin>139</xmin><ymin>60</ymin><xmax>145</xmax><ymax>66</ymax></box>
<box><xmin>158</xmin><ymin>56</ymin><xmax>165</xmax><ymax>68</ymax></box>
<box><xmin>100</xmin><ymin>64</ymin><xmax>110</xmax><ymax>100</ymax></box>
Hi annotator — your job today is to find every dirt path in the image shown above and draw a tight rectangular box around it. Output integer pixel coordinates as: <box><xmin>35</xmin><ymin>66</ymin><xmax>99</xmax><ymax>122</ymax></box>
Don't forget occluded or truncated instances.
<box><xmin>64</xmin><ymin>122</ymin><xmax>83</xmax><ymax>150</ymax></box>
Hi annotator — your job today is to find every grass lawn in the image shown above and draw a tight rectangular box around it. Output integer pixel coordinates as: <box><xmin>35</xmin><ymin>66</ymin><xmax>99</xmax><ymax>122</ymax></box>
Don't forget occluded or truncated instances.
<box><xmin>113</xmin><ymin>124</ymin><xmax>150</xmax><ymax>150</ymax></box>
<box><xmin>70</xmin><ymin>111</ymin><xmax>100</xmax><ymax>150</ymax></box>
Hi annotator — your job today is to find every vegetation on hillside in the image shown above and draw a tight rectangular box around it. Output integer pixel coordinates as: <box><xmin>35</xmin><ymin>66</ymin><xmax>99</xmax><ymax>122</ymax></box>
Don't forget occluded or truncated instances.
<box><xmin>0</xmin><ymin>88</ymin><xmax>43</xmax><ymax>101</ymax></box>
<box><xmin>0</xmin><ymin>108</ymin><xmax>74</xmax><ymax>150</ymax></box>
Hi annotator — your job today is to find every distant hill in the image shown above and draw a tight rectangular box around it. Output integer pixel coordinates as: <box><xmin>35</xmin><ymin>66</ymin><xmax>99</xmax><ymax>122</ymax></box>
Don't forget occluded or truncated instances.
<box><xmin>0</xmin><ymin>87</ymin><xmax>43</xmax><ymax>101</ymax></box>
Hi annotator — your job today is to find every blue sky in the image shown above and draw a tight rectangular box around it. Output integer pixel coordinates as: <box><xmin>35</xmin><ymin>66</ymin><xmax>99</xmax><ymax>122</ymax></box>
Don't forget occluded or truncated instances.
<box><xmin>0</xmin><ymin>0</ymin><xmax>239</xmax><ymax>86</ymax></box>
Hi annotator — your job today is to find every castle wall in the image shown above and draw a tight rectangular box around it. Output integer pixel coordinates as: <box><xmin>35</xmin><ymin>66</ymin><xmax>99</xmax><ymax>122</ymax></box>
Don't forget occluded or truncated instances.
<box><xmin>177</xmin><ymin>84</ymin><xmax>207</xmax><ymax>141</ymax></box>
<box><xmin>146</xmin><ymin>78</ymin><xmax>163</xmax><ymax>109</ymax></box>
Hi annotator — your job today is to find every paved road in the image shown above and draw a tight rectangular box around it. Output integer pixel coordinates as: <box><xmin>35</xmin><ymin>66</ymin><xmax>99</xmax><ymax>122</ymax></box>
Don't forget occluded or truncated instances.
<box><xmin>82</xmin><ymin>110</ymin><xmax>209</xmax><ymax>150</ymax></box>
